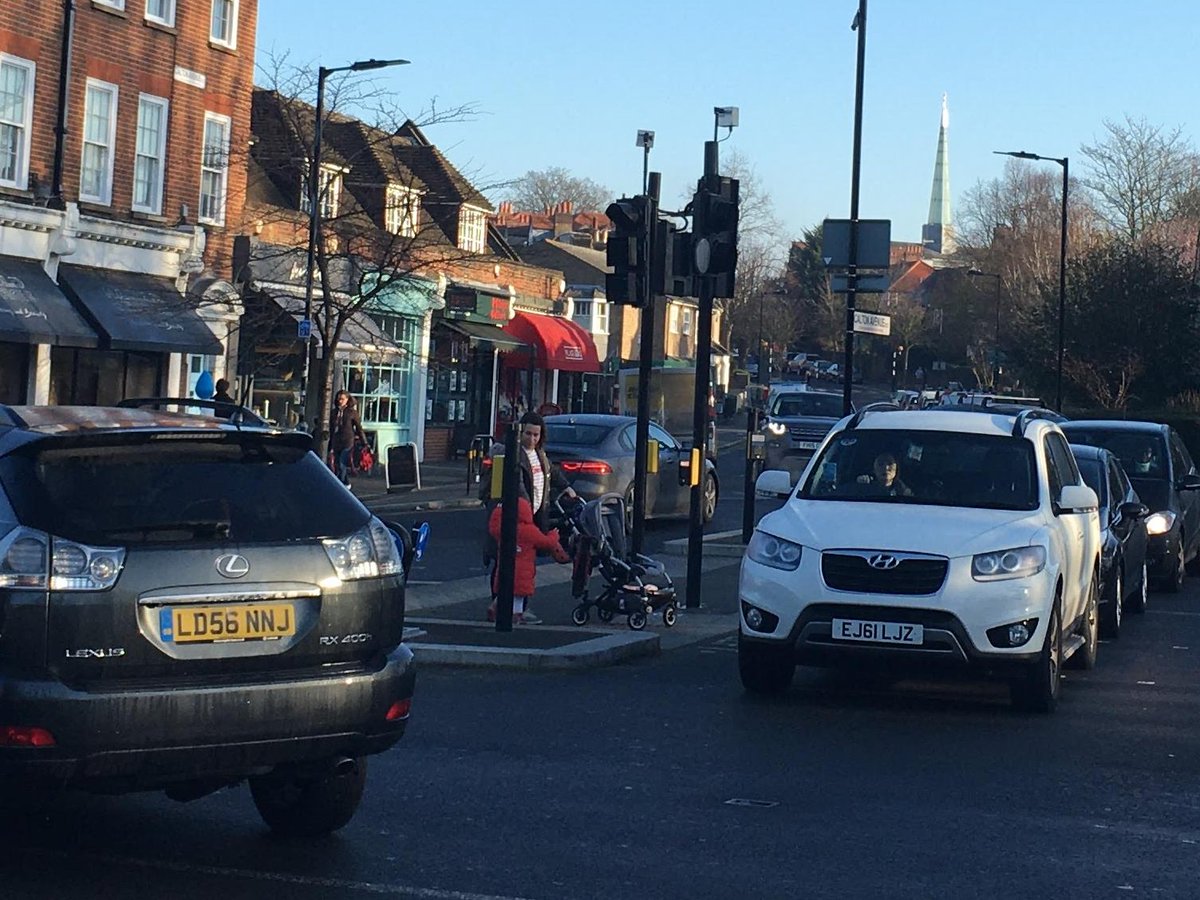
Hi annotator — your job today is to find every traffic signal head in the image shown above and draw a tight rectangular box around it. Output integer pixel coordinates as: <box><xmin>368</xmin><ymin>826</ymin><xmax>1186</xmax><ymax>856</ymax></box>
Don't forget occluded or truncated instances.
<box><xmin>606</xmin><ymin>195</ymin><xmax>650</xmax><ymax>306</ymax></box>
<box><xmin>692</xmin><ymin>176</ymin><xmax>739</xmax><ymax>298</ymax></box>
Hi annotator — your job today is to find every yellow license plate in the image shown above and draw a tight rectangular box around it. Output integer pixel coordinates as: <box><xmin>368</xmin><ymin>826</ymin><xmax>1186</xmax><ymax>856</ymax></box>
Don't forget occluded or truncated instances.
<box><xmin>162</xmin><ymin>603</ymin><xmax>296</xmax><ymax>643</ymax></box>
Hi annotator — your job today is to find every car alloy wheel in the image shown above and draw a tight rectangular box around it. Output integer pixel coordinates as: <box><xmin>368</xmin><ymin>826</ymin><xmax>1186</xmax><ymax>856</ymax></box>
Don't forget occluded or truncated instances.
<box><xmin>1012</xmin><ymin>602</ymin><xmax>1061</xmax><ymax>713</ymax></box>
<box><xmin>1067</xmin><ymin>577</ymin><xmax>1099</xmax><ymax>671</ymax></box>
<box><xmin>702</xmin><ymin>475</ymin><xmax>718</xmax><ymax>523</ymax></box>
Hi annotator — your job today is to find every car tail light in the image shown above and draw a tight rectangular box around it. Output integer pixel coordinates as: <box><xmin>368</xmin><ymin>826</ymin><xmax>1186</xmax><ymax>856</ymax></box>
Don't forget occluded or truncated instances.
<box><xmin>559</xmin><ymin>460</ymin><xmax>613</xmax><ymax>476</ymax></box>
<box><xmin>0</xmin><ymin>725</ymin><xmax>56</xmax><ymax>748</ymax></box>
<box><xmin>322</xmin><ymin>516</ymin><xmax>405</xmax><ymax>582</ymax></box>
<box><xmin>0</xmin><ymin>527</ymin><xmax>125</xmax><ymax>591</ymax></box>
<box><xmin>384</xmin><ymin>698</ymin><xmax>411</xmax><ymax>721</ymax></box>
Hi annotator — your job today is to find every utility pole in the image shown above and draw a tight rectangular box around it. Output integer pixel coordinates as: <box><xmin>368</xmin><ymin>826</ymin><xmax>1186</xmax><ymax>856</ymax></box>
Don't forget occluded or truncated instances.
<box><xmin>843</xmin><ymin>0</ymin><xmax>868</xmax><ymax>417</ymax></box>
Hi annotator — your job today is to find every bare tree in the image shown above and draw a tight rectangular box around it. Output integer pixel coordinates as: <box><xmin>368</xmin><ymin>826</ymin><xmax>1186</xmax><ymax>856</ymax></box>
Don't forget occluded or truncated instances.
<box><xmin>504</xmin><ymin>166</ymin><xmax>612</xmax><ymax>213</ymax></box>
<box><xmin>242</xmin><ymin>55</ymin><xmax>494</xmax><ymax>453</ymax></box>
<box><xmin>1080</xmin><ymin>115</ymin><xmax>1200</xmax><ymax>243</ymax></box>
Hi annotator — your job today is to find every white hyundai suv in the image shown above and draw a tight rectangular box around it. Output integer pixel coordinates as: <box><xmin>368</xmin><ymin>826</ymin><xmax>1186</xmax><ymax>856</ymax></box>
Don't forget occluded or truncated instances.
<box><xmin>741</xmin><ymin>408</ymin><xmax>1101</xmax><ymax>712</ymax></box>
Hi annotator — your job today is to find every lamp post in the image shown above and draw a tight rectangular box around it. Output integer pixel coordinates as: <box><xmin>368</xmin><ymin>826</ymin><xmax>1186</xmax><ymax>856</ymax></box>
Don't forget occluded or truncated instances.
<box><xmin>994</xmin><ymin>150</ymin><xmax>1068</xmax><ymax>411</ymax></box>
<box><xmin>967</xmin><ymin>268</ymin><xmax>1002</xmax><ymax>388</ymax></box>
<box><xmin>299</xmin><ymin>57</ymin><xmax>410</xmax><ymax>424</ymax></box>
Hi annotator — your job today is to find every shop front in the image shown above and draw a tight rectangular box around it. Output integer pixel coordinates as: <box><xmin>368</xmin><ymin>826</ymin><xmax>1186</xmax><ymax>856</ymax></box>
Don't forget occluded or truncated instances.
<box><xmin>424</xmin><ymin>281</ymin><xmax>527</xmax><ymax>460</ymax></box>
<box><xmin>500</xmin><ymin>307</ymin><xmax>600</xmax><ymax>425</ymax></box>
<box><xmin>0</xmin><ymin>256</ymin><xmax>100</xmax><ymax>404</ymax></box>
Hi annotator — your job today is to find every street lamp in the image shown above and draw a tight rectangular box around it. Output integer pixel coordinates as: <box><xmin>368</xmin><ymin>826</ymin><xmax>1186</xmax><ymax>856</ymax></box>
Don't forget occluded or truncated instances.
<box><xmin>994</xmin><ymin>149</ymin><xmax>1068</xmax><ymax>411</ymax></box>
<box><xmin>968</xmin><ymin>268</ymin><xmax>1002</xmax><ymax>388</ymax></box>
<box><xmin>299</xmin><ymin>57</ymin><xmax>410</xmax><ymax>420</ymax></box>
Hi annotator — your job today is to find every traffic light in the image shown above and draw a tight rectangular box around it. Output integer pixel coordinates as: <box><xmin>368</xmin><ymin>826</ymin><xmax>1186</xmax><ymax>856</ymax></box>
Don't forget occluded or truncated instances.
<box><xmin>692</xmin><ymin>176</ymin><xmax>739</xmax><ymax>298</ymax></box>
<box><xmin>606</xmin><ymin>195</ymin><xmax>650</xmax><ymax>306</ymax></box>
<box><xmin>650</xmin><ymin>221</ymin><xmax>695</xmax><ymax>298</ymax></box>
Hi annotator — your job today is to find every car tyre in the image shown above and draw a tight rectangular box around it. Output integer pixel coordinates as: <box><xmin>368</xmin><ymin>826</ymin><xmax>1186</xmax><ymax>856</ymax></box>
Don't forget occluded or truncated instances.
<box><xmin>1100</xmin><ymin>565</ymin><xmax>1122</xmax><ymax>639</ymax></box>
<box><xmin>701</xmin><ymin>475</ymin><xmax>718</xmax><ymax>524</ymax></box>
<box><xmin>1127</xmin><ymin>561</ymin><xmax>1148</xmax><ymax>614</ymax></box>
<box><xmin>1066</xmin><ymin>576</ymin><xmax>1099</xmax><ymax>671</ymax></box>
<box><xmin>1159</xmin><ymin>539</ymin><xmax>1185</xmax><ymax>593</ymax></box>
<box><xmin>1011</xmin><ymin>601</ymin><xmax>1062</xmax><ymax>713</ymax></box>
<box><xmin>250</xmin><ymin>758</ymin><xmax>367</xmax><ymax>837</ymax></box>
<box><xmin>738</xmin><ymin>633</ymin><xmax>795</xmax><ymax>696</ymax></box>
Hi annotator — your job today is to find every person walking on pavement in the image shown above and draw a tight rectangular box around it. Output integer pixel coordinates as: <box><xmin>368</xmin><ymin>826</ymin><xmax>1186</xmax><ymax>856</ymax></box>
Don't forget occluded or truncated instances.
<box><xmin>329</xmin><ymin>390</ymin><xmax>366</xmax><ymax>487</ymax></box>
<box><xmin>486</xmin><ymin>496</ymin><xmax>570</xmax><ymax>624</ymax></box>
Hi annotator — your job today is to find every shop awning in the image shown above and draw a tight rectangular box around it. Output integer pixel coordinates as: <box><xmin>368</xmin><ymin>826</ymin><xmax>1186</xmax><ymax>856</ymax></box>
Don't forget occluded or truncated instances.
<box><xmin>0</xmin><ymin>257</ymin><xmax>99</xmax><ymax>348</ymax></box>
<box><xmin>58</xmin><ymin>264</ymin><xmax>223</xmax><ymax>355</ymax></box>
<box><xmin>502</xmin><ymin>311</ymin><xmax>600</xmax><ymax>373</ymax></box>
<box><xmin>443</xmin><ymin>318</ymin><xmax>528</xmax><ymax>349</ymax></box>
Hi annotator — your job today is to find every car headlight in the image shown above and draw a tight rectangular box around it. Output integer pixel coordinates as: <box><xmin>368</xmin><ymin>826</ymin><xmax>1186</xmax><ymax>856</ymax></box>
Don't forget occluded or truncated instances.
<box><xmin>766</xmin><ymin>421</ymin><xmax>787</xmax><ymax>436</ymax></box>
<box><xmin>746</xmin><ymin>531</ymin><xmax>802</xmax><ymax>570</ymax></box>
<box><xmin>1145</xmin><ymin>511</ymin><xmax>1176</xmax><ymax>536</ymax></box>
<box><xmin>971</xmin><ymin>545</ymin><xmax>1046</xmax><ymax>581</ymax></box>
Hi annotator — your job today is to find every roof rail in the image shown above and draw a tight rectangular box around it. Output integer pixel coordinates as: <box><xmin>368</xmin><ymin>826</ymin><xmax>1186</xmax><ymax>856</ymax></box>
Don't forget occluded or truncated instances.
<box><xmin>1011</xmin><ymin>408</ymin><xmax>1053</xmax><ymax>437</ymax></box>
<box><xmin>0</xmin><ymin>404</ymin><xmax>27</xmax><ymax>428</ymax></box>
<box><xmin>115</xmin><ymin>397</ymin><xmax>267</xmax><ymax>430</ymax></box>
<box><xmin>845</xmin><ymin>401</ymin><xmax>901</xmax><ymax>431</ymax></box>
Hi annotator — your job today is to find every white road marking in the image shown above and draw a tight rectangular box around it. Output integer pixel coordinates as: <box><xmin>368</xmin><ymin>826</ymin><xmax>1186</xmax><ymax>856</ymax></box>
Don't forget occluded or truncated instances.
<box><xmin>26</xmin><ymin>848</ymin><xmax>538</xmax><ymax>900</ymax></box>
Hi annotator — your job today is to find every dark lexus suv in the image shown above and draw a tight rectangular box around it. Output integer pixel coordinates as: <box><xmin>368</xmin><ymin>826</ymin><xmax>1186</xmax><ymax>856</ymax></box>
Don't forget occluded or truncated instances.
<box><xmin>0</xmin><ymin>405</ymin><xmax>416</xmax><ymax>835</ymax></box>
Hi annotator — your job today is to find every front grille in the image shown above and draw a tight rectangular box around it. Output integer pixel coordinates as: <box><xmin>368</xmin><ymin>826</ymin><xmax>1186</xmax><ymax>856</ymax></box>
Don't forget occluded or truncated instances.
<box><xmin>821</xmin><ymin>553</ymin><xmax>948</xmax><ymax>595</ymax></box>
<box><xmin>788</xmin><ymin>425</ymin><xmax>829</xmax><ymax>441</ymax></box>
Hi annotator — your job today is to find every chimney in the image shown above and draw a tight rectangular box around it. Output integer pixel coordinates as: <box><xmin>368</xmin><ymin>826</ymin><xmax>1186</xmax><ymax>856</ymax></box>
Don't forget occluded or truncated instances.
<box><xmin>553</xmin><ymin>200</ymin><xmax>573</xmax><ymax>238</ymax></box>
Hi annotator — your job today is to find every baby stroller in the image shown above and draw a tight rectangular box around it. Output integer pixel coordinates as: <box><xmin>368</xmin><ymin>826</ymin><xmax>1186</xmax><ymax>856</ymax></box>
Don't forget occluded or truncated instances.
<box><xmin>558</xmin><ymin>493</ymin><xmax>677</xmax><ymax>631</ymax></box>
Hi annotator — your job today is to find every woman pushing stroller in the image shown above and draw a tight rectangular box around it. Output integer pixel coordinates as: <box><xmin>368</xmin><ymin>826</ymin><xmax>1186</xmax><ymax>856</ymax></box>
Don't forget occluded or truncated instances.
<box><xmin>484</xmin><ymin>411</ymin><xmax>577</xmax><ymax>624</ymax></box>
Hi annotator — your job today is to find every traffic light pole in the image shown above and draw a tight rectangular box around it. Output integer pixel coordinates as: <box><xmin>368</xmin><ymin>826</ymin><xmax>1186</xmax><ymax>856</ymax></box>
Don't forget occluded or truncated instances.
<box><xmin>685</xmin><ymin>142</ymin><xmax>720</xmax><ymax>610</ymax></box>
<box><xmin>631</xmin><ymin>173</ymin><xmax>660</xmax><ymax>557</ymax></box>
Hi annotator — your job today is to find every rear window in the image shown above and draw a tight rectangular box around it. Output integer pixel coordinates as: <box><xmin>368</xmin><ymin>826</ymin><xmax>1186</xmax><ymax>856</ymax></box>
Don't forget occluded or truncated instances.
<box><xmin>772</xmin><ymin>393</ymin><xmax>843</xmax><ymax>418</ymax></box>
<box><xmin>545</xmin><ymin>423</ymin><xmax>614</xmax><ymax>446</ymax></box>
<box><xmin>0</xmin><ymin>436</ymin><xmax>367</xmax><ymax>545</ymax></box>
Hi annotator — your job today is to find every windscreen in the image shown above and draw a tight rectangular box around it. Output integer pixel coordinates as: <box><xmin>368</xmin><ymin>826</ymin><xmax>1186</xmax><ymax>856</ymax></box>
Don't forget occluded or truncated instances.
<box><xmin>1076</xmin><ymin>458</ymin><xmax>1107</xmax><ymax>508</ymax></box>
<box><xmin>545</xmin><ymin>423</ymin><xmax>614</xmax><ymax>446</ymax></box>
<box><xmin>0</xmin><ymin>436</ymin><xmax>368</xmax><ymax>545</ymax></box>
<box><xmin>771</xmin><ymin>393</ymin><xmax>843</xmax><ymax>418</ymax></box>
<box><xmin>1061</xmin><ymin>429</ymin><xmax>1167</xmax><ymax>481</ymax></box>
<box><xmin>800</xmin><ymin>429</ymin><xmax>1039</xmax><ymax>510</ymax></box>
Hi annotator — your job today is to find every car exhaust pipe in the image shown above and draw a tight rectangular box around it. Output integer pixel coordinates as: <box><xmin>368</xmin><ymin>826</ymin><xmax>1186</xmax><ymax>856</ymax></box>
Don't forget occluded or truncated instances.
<box><xmin>332</xmin><ymin>756</ymin><xmax>357</xmax><ymax>776</ymax></box>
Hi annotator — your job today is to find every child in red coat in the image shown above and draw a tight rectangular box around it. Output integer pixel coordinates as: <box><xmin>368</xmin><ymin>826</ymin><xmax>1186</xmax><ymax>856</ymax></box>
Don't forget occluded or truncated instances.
<box><xmin>487</xmin><ymin>496</ymin><xmax>569</xmax><ymax>624</ymax></box>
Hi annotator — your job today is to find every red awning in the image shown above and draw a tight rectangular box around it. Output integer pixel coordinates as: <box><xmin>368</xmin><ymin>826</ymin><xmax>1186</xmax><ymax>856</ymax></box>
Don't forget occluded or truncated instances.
<box><xmin>501</xmin><ymin>311</ymin><xmax>600</xmax><ymax>373</ymax></box>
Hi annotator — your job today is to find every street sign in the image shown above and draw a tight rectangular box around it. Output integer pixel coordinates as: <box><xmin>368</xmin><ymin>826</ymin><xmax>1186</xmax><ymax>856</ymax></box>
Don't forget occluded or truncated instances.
<box><xmin>853</xmin><ymin>310</ymin><xmax>891</xmax><ymax>336</ymax></box>
<box><xmin>821</xmin><ymin>219</ymin><xmax>892</xmax><ymax>269</ymax></box>
<box><xmin>831</xmin><ymin>274</ymin><xmax>890</xmax><ymax>293</ymax></box>
<box><xmin>297</xmin><ymin>318</ymin><xmax>312</xmax><ymax>340</ymax></box>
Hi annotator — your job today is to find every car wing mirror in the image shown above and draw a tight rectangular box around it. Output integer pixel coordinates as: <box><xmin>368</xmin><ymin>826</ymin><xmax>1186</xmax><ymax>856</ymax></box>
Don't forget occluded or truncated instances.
<box><xmin>755</xmin><ymin>469</ymin><xmax>793</xmax><ymax>498</ymax></box>
<box><xmin>1177</xmin><ymin>473</ymin><xmax>1200</xmax><ymax>491</ymax></box>
<box><xmin>1058</xmin><ymin>484</ymin><xmax>1099</xmax><ymax>513</ymax></box>
<box><xmin>1120</xmin><ymin>501</ymin><xmax>1150</xmax><ymax>520</ymax></box>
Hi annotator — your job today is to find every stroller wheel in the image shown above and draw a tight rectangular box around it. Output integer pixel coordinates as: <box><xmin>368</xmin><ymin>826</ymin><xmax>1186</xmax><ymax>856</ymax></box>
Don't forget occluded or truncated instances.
<box><xmin>628</xmin><ymin>611</ymin><xmax>647</xmax><ymax>631</ymax></box>
<box><xmin>662</xmin><ymin>605</ymin><xmax>677</xmax><ymax>627</ymax></box>
<box><xmin>570</xmin><ymin>604</ymin><xmax>590</xmax><ymax>627</ymax></box>
<box><xmin>598</xmin><ymin>608</ymin><xmax>615</xmax><ymax>624</ymax></box>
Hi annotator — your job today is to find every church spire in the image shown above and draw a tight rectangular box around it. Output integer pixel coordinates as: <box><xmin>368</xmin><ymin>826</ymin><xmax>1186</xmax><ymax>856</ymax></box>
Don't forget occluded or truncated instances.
<box><xmin>922</xmin><ymin>93</ymin><xmax>954</xmax><ymax>254</ymax></box>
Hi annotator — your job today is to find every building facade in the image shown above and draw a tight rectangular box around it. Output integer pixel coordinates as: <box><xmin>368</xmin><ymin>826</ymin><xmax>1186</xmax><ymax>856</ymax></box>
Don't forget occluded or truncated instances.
<box><xmin>0</xmin><ymin>0</ymin><xmax>255</xmax><ymax>406</ymax></box>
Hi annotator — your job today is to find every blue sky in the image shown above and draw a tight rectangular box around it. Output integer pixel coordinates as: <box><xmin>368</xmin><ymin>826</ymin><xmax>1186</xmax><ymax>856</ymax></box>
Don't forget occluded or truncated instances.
<box><xmin>256</xmin><ymin>0</ymin><xmax>1200</xmax><ymax>246</ymax></box>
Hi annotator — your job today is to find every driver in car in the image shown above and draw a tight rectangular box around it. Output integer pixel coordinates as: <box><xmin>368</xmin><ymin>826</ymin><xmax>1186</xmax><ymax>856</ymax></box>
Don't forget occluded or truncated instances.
<box><xmin>855</xmin><ymin>451</ymin><xmax>913</xmax><ymax>497</ymax></box>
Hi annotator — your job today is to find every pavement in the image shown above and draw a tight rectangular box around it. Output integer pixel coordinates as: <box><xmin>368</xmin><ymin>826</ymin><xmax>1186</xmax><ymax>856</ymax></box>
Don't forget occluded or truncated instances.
<box><xmin>346</xmin><ymin>438</ymin><xmax>751</xmax><ymax>671</ymax></box>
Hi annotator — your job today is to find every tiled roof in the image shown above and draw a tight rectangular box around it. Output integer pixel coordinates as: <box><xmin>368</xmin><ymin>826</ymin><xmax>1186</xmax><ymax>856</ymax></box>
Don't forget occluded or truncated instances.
<box><xmin>391</xmin><ymin>120</ymin><xmax>492</xmax><ymax>211</ymax></box>
<box><xmin>517</xmin><ymin>239</ymin><xmax>606</xmax><ymax>289</ymax></box>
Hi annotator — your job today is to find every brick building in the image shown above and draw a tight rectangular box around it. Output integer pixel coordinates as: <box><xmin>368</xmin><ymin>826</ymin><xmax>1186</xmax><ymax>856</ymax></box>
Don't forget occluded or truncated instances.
<box><xmin>241</xmin><ymin>89</ymin><xmax>593</xmax><ymax>460</ymax></box>
<box><xmin>0</xmin><ymin>0</ymin><xmax>256</xmax><ymax>406</ymax></box>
